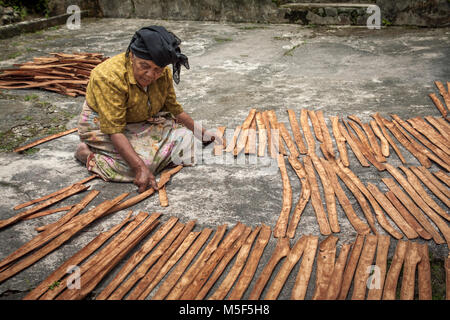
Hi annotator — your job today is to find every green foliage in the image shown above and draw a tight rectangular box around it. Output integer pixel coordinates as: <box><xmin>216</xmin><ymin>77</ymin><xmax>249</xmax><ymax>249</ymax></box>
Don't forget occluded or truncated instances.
<box><xmin>24</xmin><ymin>94</ymin><xmax>38</xmax><ymax>101</ymax></box>
<box><xmin>48</xmin><ymin>280</ymin><xmax>61</xmax><ymax>290</ymax></box>
<box><xmin>382</xmin><ymin>18</ymin><xmax>392</xmax><ymax>26</ymax></box>
<box><xmin>1</xmin><ymin>0</ymin><xmax>49</xmax><ymax>16</ymax></box>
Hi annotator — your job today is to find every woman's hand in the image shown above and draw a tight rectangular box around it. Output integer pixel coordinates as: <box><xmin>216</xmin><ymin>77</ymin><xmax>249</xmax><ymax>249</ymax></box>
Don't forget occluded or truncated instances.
<box><xmin>202</xmin><ymin>129</ymin><xmax>223</xmax><ymax>147</ymax></box>
<box><xmin>134</xmin><ymin>166</ymin><xmax>159</xmax><ymax>193</ymax></box>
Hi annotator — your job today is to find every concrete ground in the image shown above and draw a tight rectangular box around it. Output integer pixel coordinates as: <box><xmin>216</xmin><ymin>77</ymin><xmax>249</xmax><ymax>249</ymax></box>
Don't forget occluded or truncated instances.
<box><xmin>0</xmin><ymin>18</ymin><xmax>449</xmax><ymax>300</ymax></box>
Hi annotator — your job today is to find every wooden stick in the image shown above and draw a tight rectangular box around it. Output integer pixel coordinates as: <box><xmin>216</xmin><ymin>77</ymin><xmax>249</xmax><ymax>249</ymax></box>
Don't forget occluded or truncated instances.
<box><xmin>331</xmin><ymin>116</ymin><xmax>349</xmax><ymax>166</ymax></box>
<box><xmin>290</xmin><ymin>235</ymin><xmax>319</xmax><ymax>300</ymax></box>
<box><xmin>227</xmin><ymin>224</ymin><xmax>271</xmax><ymax>300</ymax></box>
<box><xmin>366</xmin><ymin>235</ymin><xmax>391</xmax><ymax>300</ymax></box>
<box><xmin>351</xmin><ymin>235</ymin><xmax>378</xmax><ymax>300</ymax></box>
<box><xmin>382</xmin><ymin>240</ymin><xmax>408</xmax><ymax>300</ymax></box>
<box><xmin>382</xmin><ymin>177</ymin><xmax>443</xmax><ymax>243</ymax></box>
<box><xmin>434</xmin><ymin>170</ymin><xmax>450</xmax><ymax>187</ymax></box>
<box><xmin>338</xmin><ymin>234</ymin><xmax>365</xmax><ymax>300</ymax></box>
<box><xmin>13</xmin><ymin>128</ymin><xmax>78</xmax><ymax>153</ymax></box>
<box><xmin>300</xmin><ymin>109</ymin><xmax>316</xmax><ymax>155</ymax></box>
<box><xmin>410</xmin><ymin>166</ymin><xmax>450</xmax><ymax>208</ymax></box>
<box><xmin>331</xmin><ymin>160</ymin><xmax>378</xmax><ymax>235</ymax></box>
<box><xmin>108</xmin><ymin>220</ymin><xmax>185</xmax><ymax>300</ymax></box>
<box><xmin>278</xmin><ymin>122</ymin><xmax>300</xmax><ymax>158</ymax></box>
<box><xmin>151</xmin><ymin>228</ymin><xmax>212</xmax><ymax>300</ymax></box>
<box><xmin>417</xmin><ymin>243</ymin><xmax>432</xmax><ymax>300</ymax></box>
<box><xmin>248</xmin><ymin>237</ymin><xmax>290</xmax><ymax>300</ymax></box>
<box><xmin>255</xmin><ymin>112</ymin><xmax>267</xmax><ymax>157</ymax></box>
<box><xmin>399</xmin><ymin>166</ymin><xmax>450</xmax><ymax>222</ymax></box>
<box><xmin>303</xmin><ymin>155</ymin><xmax>332</xmax><ymax>235</ymax></box>
<box><xmin>165</xmin><ymin>224</ymin><xmax>228</xmax><ymax>300</ymax></box>
<box><xmin>14</xmin><ymin>175</ymin><xmax>97</xmax><ymax>210</ymax></box>
<box><xmin>336</xmin><ymin>161</ymin><xmax>402</xmax><ymax>239</ymax></box>
<box><xmin>325</xmin><ymin>243</ymin><xmax>352</xmax><ymax>300</ymax></box>
<box><xmin>367</xmin><ymin>183</ymin><xmax>418</xmax><ymax>239</ymax></box>
<box><xmin>286</xmin><ymin>156</ymin><xmax>311</xmax><ymax>238</ymax></box>
<box><xmin>273</xmin><ymin>154</ymin><xmax>293</xmax><ymax>238</ymax></box>
<box><xmin>308</xmin><ymin>110</ymin><xmax>324</xmax><ymax>142</ymax></box>
<box><xmin>208</xmin><ymin>226</ymin><xmax>258</xmax><ymax>300</ymax></box>
<box><xmin>400</xmin><ymin>242</ymin><xmax>422</xmax><ymax>300</ymax></box>
<box><xmin>23</xmin><ymin>205</ymin><xmax>74</xmax><ymax>221</ymax></box>
<box><xmin>417</xmin><ymin>166</ymin><xmax>450</xmax><ymax>199</ymax></box>
<box><xmin>317</xmin><ymin>111</ymin><xmax>335</xmax><ymax>160</ymax></box>
<box><xmin>338</xmin><ymin>119</ymin><xmax>370</xmax><ymax>167</ymax></box>
<box><xmin>287</xmin><ymin>109</ymin><xmax>307</xmax><ymax>154</ymax></box>
<box><xmin>0</xmin><ymin>183</ymin><xmax>89</xmax><ymax>231</ymax></box>
<box><xmin>312</xmin><ymin>235</ymin><xmax>339</xmax><ymax>300</ymax></box>
<box><xmin>370</xmin><ymin>120</ymin><xmax>389</xmax><ymax>157</ymax></box>
<box><xmin>265</xmin><ymin>236</ymin><xmax>308</xmax><ymax>300</ymax></box>
<box><xmin>180</xmin><ymin>223</ymin><xmax>246</xmax><ymax>299</ymax></box>
<box><xmin>200</xmin><ymin>226</ymin><xmax>253</xmax><ymax>300</ymax></box>
<box><xmin>311</xmin><ymin>155</ymin><xmax>339</xmax><ymax>233</ymax></box>
<box><xmin>213</xmin><ymin>126</ymin><xmax>227</xmax><ymax>156</ymax></box>
<box><xmin>321</xmin><ymin>158</ymin><xmax>371</xmax><ymax>235</ymax></box>
<box><xmin>372</xmin><ymin>113</ymin><xmax>406</xmax><ymax>164</ymax></box>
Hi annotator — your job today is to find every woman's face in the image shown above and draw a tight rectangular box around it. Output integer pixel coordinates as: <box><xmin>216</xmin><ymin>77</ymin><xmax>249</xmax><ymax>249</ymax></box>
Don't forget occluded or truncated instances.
<box><xmin>131</xmin><ymin>52</ymin><xmax>164</xmax><ymax>88</ymax></box>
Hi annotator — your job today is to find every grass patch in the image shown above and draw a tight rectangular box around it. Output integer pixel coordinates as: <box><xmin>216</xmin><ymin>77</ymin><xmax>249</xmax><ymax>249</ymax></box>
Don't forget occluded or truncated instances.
<box><xmin>24</xmin><ymin>94</ymin><xmax>39</xmax><ymax>101</ymax></box>
<box><xmin>7</xmin><ymin>52</ymin><xmax>22</xmax><ymax>59</ymax></box>
<box><xmin>214</xmin><ymin>37</ymin><xmax>233</xmax><ymax>43</ymax></box>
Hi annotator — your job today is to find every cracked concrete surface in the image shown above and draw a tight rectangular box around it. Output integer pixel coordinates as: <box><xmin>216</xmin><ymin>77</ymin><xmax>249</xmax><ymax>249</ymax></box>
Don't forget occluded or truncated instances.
<box><xmin>0</xmin><ymin>18</ymin><xmax>449</xmax><ymax>300</ymax></box>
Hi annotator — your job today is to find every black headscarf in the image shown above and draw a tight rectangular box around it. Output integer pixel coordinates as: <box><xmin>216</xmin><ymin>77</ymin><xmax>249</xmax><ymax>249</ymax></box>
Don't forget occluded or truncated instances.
<box><xmin>126</xmin><ymin>25</ymin><xmax>189</xmax><ymax>84</ymax></box>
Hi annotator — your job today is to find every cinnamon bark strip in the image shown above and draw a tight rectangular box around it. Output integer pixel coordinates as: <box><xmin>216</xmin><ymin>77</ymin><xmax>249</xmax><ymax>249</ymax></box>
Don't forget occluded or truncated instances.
<box><xmin>338</xmin><ymin>234</ymin><xmax>365</xmax><ymax>300</ymax></box>
<box><xmin>180</xmin><ymin>223</ymin><xmax>246</xmax><ymax>300</ymax></box>
<box><xmin>278</xmin><ymin>122</ymin><xmax>300</xmax><ymax>158</ymax></box>
<box><xmin>234</xmin><ymin>127</ymin><xmax>249</xmax><ymax>156</ymax></box>
<box><xmin>382</xmin><ymin>240</ymin><xmax>408</xmax><ymax>300</ymax></box>
<box><xmin>242</xmin><ymin>108</ymin><xmax>257</xmax><ymax>130</ymax></box>
<box><xmin>434</xmin><ymin>170</ymin><xmax>450</xmax><ymax>188</ymax></box>
<box><xmin>400</xmin><ymin>242</ymin><xmax>422</xmax><ymax>300</ymax></box>
<box><xmin>225</xmin><ymin>126</ymin><xmax>242</xmax><ymax>153</ymax></box>
<box><xmin>331</xmin><ymin>160</ymin><xmax>377</xmax><ymax>235</ymax></box>
<box><xmin>0</xmin><ymin>190</ymin><xmax>99</xmax><ymax>271</ymax></box>
<box><xmin>351</xmin><ymin>235</ymin><xmax>378</xmax><ymax>300</ymax></box>
<box><xmin>13</xmin><ymin>127</ymin><xmax>78</xmax><ymax>153</ymax></box>
<box><xmin>0</xmin><ymin>183</ymin><xmax>89</xmax><ymax>231</ymax></box>
<box><xmin>435</xmin><ymin>80</ymin><xmax>450</xmax><ymax>110</ymax></box>
<box><xmin>262</xmin><ymin>111</ymin><xmax>275</xmax><ymax>158</ymax></box>
<box><xmin>367</xmin><ymin>183</ymin><xmax>418</xmax><ymax>239</ymax></box>
<box><xmin>417</xmin><ymin>243</ymin><xmax>432</xmax><ymax>300</ymax></box>
<box><xmin>399</xmin><ymin>166</ymin><xmax>450</xmax><ymax>222</ymax></box>
<box><xmin>303</xmin><ymin>155</ymin><xmax>332</xmax><ymax>235</ymax></box>
<box><xmin>200</xmin><ymin>226</ymin><xmax>253</xmax><ymax>300</ymax></box>
<box><xmin>23</xmin><ymin>211</ymin><xmax>135</xmax><ymax>300</ymax></box>
<box><xmin>331</xmin><ymin>116</ymin><xmax>349</xmax><ymax>167</ymax></box>
<box><xmin>265</xmin><ymin>236</ymin><xmax>308</xmax><ymax>300</ymax></box>
<box><xmin>425</xmin><ymin>115</ymin><xmax>450</xmax><ymax>143</ymax></box>
<box><xmin>338</xmin><ymin>119</ymin><xmax>370</xmax><ymax>167</ymax></box>
<box><xmin>287</xmin><ymin>109</ymin><xmax>307</xmax><ymax>154</ymax></box>
<box><xmin>317</xmin><ymin>111</ymin><xmax>335</xmax><ymax>160</ymax></box>
<box><xmin>325</xmin><ymin>243</ymin><xmax>352</xmax><ymax>300</ymax></box>
<box><xmin>207</xmin><ymin>226</ymin><xmax>257</xmax><ymax>300</ymax></box>
<box><xmin>99</xmin><ymin>217</ymin><xmax>183</xmax><ymax>300</ymax></box>
<box><xmin>370</xmin><ymin>120</ymin><xmax>389</xmax><ymax>157</ymax></box>
<box><xmin>14</xmin><ymin>174</ymin><xmax>97</xmax><ymax>210</ymax></box>
<box><xmin>407</xmin><ymin>117</ymin><xmax>450</xmax><ymax>155</ymax></box>
<box><xmin>417</xmin><ymin>166</ymin><xmax>450</xmax><ymax>198</ymax></box>
<box><xmin>158</xmin><ymin>186</ymin><xmax>169</xmax><ymax>207</ymax></box>
<box><xmin>248</xmin><ymin>237</ymin><xmax>290</xmax><ymax>300</ymax></box>
<box><xmin>0</xmin><ymin>192</ymin><xmax>129</xmax><ymax>284</ymax></box>
<box><xmin>382</xmin><ymin>178</ymin><xmax>441</xmax><ymax>243</ymax></box>
<box><xmin>300</xmin><ymin>109</ymin><xmax>316</xmax><ymax>155</ymax></box>
<box><xmin>290</xmin><ymin>235</ymin><xmax>319</xmax><ymax>300</ymax></box>
<box><xmin>213</xmin><ymin>127</ymin><xmax>226</xmax><ymax>156</ymax></box>
<box><xmin>107</xmin><ymin>220</ymin><xmax>186</xmax><ymax>300</ymax></box>
<box><xmin>366</xmin><ymin>235</ymin><xmax>391</xmax><ymax>300</ymax></box>
<box><xmin>273</xmin><ymin>154</ymin><xmax>293</xmax><ymax>238</ymax></box>
<box><xmin>410</xmin><ymin>167</ymin><xmax>450</xmax><ymax>208</ymax></box>
<box><xmin>308</xmin><ymin>110</ymin><xmax>324</xmax><ymax>143</ymax></box>
<box><xmin>336</xmin><ymin>161</ymin><xmax>402</xmax><ymax>240</ymax></box>
<box><xmin>347</xmin><ymin>117</ymin><xmax>376</xmax><ymax>157</ymax></box>
<box><xmin>429</xmin><ymin>93</ymin><xmax>448</xmax><ymax>119</ymax></box>
<box><xmin>385</xmin><ymin>164</ymin><xmax>449</xmax><ymax>245</ymax></box>
<box><xmin>372</xmin><ymin>113</ymin><xmax>406</xmax><ymax>164</ymax></box>
<box><xmin>23</xmin><ymin>205</ymin><xmax>74</xmax><ymax>221</ymax></box>
<box><xmin>267</xmin><ymin>110</ymin><xmax>288</xmax><ymax>155</ymax></box>
<box><xmin>349</xmin><ymin>115</ymin><xmax>386</xmax><ymax>163</ymax></box>
<box><xmin>165</xmin><ymin>224</ymin><xmax>228</xmax><ymax>300</ymax></box>
<box><xmin>151</xmin><ymin>228</ymin><xmax>212</xmax><ymax>300</ymax></box>
<box><xmin>286</xmin><ymin>156</ymin><xmax>311</xmax><ymax>238</ymax></box>
<box><xmin>321</xmin><ymin>158</ymin><xmax>370</xmax><ymax>235</ymax></box>
<box><xmin>245</xmin><ymin>118</ymin><xmax>257</xmax><ymax>154</ymax></box>
<box><xmin>227</xmin><ymin>224</ymin><xmax>271</xmax><ymax>300</ymax></box>
<box><xmin>311</xmin><ymin>155</ymin><xmax>339</xmax><ymax>233</ymax></box>
<box><xmin>384</xmin><ymin>190</ymin><xmax>431</xmax><ymax>240</ymax></box>
<box><xmin>255</xmin><ymin>112</ymin><xmax>267</xmax><ymax>157</ymax></box>
<box><xmin>312</xmin><ymin>235</ymin><xmax>338</xmax><ymax>300</ymax></box>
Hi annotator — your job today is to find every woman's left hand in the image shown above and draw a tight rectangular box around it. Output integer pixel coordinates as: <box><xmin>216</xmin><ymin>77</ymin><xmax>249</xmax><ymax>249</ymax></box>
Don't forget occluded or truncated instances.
<box><xmin>202</xmin><ymin>129</ymin><xmax>223</xmax><ymax>147</ymax></box>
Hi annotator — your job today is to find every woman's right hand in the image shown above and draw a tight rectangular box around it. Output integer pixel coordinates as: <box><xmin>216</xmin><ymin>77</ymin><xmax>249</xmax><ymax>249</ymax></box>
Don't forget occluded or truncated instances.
<box><xmin>134</xmin><ymin>166</ymin><xmax>159</xmax><ymax>193</ymax></box>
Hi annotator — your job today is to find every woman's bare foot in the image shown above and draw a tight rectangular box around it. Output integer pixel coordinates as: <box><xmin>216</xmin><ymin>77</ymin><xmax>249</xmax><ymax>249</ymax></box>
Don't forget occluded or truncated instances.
<box><xmin>75</xmin><ymin>142</ymin><xmax>92</xmax><ymax>164</ymax></box>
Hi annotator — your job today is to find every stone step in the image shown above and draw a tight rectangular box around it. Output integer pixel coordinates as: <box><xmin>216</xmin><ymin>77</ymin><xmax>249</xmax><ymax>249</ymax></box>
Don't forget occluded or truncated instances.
<box><xmin>281</xmin><ymin>3</ymin><xmax>375</xmax><ymax>9</ymax></box>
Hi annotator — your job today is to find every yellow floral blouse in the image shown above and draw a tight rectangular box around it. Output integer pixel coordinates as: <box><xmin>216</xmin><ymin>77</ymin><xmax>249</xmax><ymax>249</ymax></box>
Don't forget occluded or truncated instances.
<box><xmin>85</xmin><ymin>52</ymin><xmax>184</xmax><ymax>134</ymax></box>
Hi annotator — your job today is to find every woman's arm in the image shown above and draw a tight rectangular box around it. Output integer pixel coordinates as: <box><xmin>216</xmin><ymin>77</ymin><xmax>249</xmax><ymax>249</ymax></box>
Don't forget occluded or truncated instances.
<box><xmin>175</xmin><ymin>111</ymin><xmax>223</xmax><ymax>146</ymax></box>
<box><xmin>110</xmin><ymin>133</ymin><xmax>159</xmax><ymax>192</ymax></box>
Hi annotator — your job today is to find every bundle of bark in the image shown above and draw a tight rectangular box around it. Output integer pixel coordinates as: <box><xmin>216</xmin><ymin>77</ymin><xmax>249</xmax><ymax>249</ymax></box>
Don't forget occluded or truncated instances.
<box><xmin>0</xmin><ymin>52</ymin><xmax>108</xmax><ymax>97</ymax></box>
